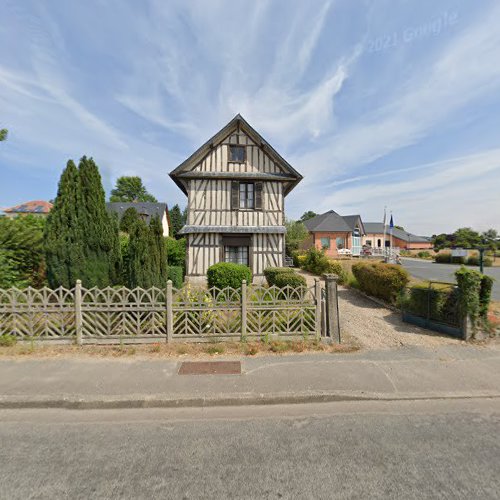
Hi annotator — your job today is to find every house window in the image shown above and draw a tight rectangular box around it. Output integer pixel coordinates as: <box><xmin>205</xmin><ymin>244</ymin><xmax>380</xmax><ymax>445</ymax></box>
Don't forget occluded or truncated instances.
<box><xmin>336</xmin><ymin>237</ymin><xmax>345</xmax><ymax>249</ymax></box>
<box><xmin>225</xmin><ymin>246</ymin><xmax>249</xmax><ymax>266</ymax></box>
<box><xmin>353</xmin><ymin>227</ymin><xmax>360</xmax><ymax>237</ymax></box>
<box><xmin>377</xmin><ymin>239</ymin><xmax>381</xmax><ymax>248</ymax></box>
<box><xmin>229</xmin><ymin>145</ymin><xmax>246</xmax><ymax>163</ymax></box>
<box><xmin>239</xmin><ymin>183</ymin><xmax>254</xmax><ymax>209</ymax></box>
<box><xmin>366</xmin><ymin>240</ymin><xmax>372</xmax><ymax>247</ymax></box>
<box><xmin>320</xmin><ymin>237</ymin><xmax>330</xmax><ymax>249</ymax></box>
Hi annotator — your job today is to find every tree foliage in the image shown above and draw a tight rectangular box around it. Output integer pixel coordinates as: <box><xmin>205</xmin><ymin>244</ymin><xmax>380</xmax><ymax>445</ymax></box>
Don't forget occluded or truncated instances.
<box><xmin>433</xmin><ymin>227</ymin><xmax>497</xmax><ymax>250</ymax></box>
<box><xmin>44</xmin><ymin>160</ymin><xmax>84</xmax><ymax>288</ymax></box>
<box><xmin>285</xmin><ymin>219</ymin><xmax>309</xmax><ymax>255</ymax></box>
<box><xmin>110</xmin><ymin>176</ymin><xmax>157</xmax><ymax>202</ymax></box>
<box><xmin>0</xmin><ymin>215</ymin><xmax>46</xmax><ymax>288</ymax></box>
<box><xmin>0</xmin><ymin>128</ymin><xmax>7</xmax><ymax>141</ymax></box>
<box><xmin>165</xmin><ymin>237</ymin><xmax>186</xmax><ymax>268</ymax></box>
<box><xmin>44</xmin><ymin>157</ymin><xmax>120</xmax><ymax>288</ymax></box>
<box><xmin>169</xmin><ymin>204</ymin><xmax>185</xmax><ymax>238</ymax></box>
<box><xmin>119</xmin><ymin>207</ymin><xmax>140</xmax><ymax>233</ymax></box>
<box><xmin>299</xmin><ymin>211</ymin><xmax>317</xmax><ymax>222</ymax></box>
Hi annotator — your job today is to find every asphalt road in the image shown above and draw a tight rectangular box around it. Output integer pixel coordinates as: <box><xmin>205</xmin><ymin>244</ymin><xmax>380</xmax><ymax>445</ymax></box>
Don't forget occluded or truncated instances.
<box><xmin>1</xmin><ymin>399</ymin><xmax>499</xmax><ymax>499</ymax></box>
<box><xmin>401</xmin><ymin>258</ymin><xmax>500</xmax><ymax>300</ymax></box>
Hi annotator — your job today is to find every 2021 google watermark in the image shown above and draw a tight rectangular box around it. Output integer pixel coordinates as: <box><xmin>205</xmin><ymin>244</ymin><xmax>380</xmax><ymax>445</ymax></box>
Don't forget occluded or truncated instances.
<box><xmin>367</xmin><ymin>11</ymin><xmax>459</xmax><ymax>53</ymax></box>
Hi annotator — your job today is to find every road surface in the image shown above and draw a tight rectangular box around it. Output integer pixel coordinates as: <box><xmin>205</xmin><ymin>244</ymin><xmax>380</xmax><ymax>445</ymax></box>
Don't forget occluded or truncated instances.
<box><xmin>401</xmin><ymin>257</ymin><xmax>500</xmax><ymax>300</ymax></box>
<box><xmin>1</xmin><ymin>399</ymin><xmax>499</xmax><ymax>499</ymax></box>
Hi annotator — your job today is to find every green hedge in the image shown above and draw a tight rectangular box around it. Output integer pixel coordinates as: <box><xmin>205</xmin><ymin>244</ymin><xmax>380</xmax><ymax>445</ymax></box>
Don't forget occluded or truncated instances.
<box><xmin>479</xmin><ymin>275</ymin><xmax>494</xmax><ymax>319</ymax></box>
<box><xmin>264</xmin><ymin>267</ymin><xmax>306</xmax><ymax>288</ymax></box>
<box><xmin>207</xmin><ymin>262</ymin><xmax>252</xmax><ymax>289</ymax></box>
<box><xmin>404</xmin><ymin>284</ymin><xmax>459</xmax><ymax>322</ymax></box>
<box><xmin>167</xmin><ymin>266</ymin><xmax>184</xmax><ymax>288</ymax></box>
<box><xmin>352</xmin><ymin>261</ymin><xmax>409</xmax><ymax>303</ymax></box>
<box><xmin>466</xmin><ymin>255</ymin><xmax>493</xmax><ymax>267</ymax></box>
<box><xmin>435</xmin><ymin>253</ymin><xmax>451</xmax><ymax>263</ymax></box>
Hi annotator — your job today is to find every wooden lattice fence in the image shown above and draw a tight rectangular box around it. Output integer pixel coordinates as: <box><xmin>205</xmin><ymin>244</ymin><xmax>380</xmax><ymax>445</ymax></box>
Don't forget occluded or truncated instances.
<box><xmin>0</xmin><ymin>280</ymin><xmax>323</xmax><ymax>343</ymax></box>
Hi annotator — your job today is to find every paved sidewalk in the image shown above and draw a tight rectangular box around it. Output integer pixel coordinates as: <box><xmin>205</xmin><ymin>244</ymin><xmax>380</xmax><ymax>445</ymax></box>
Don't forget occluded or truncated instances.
<box><xmin>1</xmin><ymin>343</ymin><xmax>499</xmax><ymax>408</ymax></box>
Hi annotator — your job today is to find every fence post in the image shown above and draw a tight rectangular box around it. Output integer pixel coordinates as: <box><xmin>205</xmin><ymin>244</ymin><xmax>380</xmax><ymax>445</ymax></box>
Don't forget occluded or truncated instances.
<box><xmin>241</xmin><ymin>280</ymin><xmax>247</xmax><ymax>341</ymax></box>
<box><xmin>166</xmin><ymin>280</ymin><xmax>173</xmax><ymax>343</ymax></box>
<box><xmin>324</xmin><ymin>274</ymin><xmax>341</xmax><ymax>343</ymax></box>
<box><xmin>314</xmin><ymin>278</ymin><xmax>321</xmax><ymax>339</ymax></box>
<box><xmin>75</xmin><ymin>280</ymin><xmax>83</xmax><ymax>346</ymax></box>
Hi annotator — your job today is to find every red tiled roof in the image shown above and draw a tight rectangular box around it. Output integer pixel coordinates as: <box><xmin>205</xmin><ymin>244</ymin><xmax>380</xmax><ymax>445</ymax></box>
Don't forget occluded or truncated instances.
<box><xmin>3</xmin><ymin>200</ymin><xmax>53</xmax><ymax>214</ymax></box>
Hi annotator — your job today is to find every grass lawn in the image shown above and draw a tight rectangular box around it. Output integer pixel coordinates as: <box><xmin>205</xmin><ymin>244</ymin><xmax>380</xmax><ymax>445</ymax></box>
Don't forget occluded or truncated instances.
<box><xmin>0</xmin><ymin>338</ymin><xmax>359</xmax><ymax>359</ymax></box>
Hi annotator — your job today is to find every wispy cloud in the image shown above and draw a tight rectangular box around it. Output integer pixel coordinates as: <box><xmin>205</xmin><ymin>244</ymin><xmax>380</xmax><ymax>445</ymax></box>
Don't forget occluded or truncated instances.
<box><xmin>1</xmin><ymin>0</ymin><xmax>499</xmax><ymax>233</ymax></box>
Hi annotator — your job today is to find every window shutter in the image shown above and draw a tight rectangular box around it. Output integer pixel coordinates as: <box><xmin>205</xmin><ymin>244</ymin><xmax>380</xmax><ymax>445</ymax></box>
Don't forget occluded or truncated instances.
<box><xmin>255</xmin><ymin>182</ymin><xmax>263</xmax><ymax>210</ymax></box>
<box><xmin>231</xmin><ymin>181</ymin><xmax>239</xmax><ymax>210</ymax></box>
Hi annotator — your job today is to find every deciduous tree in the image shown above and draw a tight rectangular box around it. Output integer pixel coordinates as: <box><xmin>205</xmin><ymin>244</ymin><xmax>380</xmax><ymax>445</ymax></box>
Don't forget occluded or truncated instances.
<box><xmin>110</xmin><ymin>176</ymin><xmax>157</xmax><ymax>202</ymax></box>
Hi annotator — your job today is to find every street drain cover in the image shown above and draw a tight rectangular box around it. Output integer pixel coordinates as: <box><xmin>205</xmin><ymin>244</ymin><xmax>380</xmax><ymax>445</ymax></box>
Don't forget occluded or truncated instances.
<box><xmin>178</xmin><ymin>361</ymin><xmax>241</xmax><ymax>375</ymax></box>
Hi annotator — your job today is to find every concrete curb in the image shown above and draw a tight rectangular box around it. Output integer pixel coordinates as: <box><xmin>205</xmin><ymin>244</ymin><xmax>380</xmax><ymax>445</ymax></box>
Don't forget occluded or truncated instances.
<box><xmin>1</xmin><ymin>391</ymin><xmax>499</xmax><ymax>410</ymax></box>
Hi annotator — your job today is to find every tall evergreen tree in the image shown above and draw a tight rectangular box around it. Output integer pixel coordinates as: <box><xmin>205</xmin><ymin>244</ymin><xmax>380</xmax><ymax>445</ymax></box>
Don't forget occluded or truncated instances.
<box><xmin>44</xmin><ymin>160</ymin><xmax>84</xmax><ymax>288</ymax></box>
<box><xmin>149</xmin><ymin>215</ymin><xmax>167</xmax><ymax>287</ymax></box>
<box><xmin>78</xmin><ymin>156</ymin><xmax>119</xmax><ymax>287</ymax></box>
<box><xmin>119</xmin><ymin>207</ymin><xmax>139</xmax><ymax>233</ymax></box>
<box><xmin>109</xmin><ymin>212</ymin><xmax>122</xmax><ymax>285</ymax></box>
<box><xmin>127</xmin><ymin>219</ymin><xmax>153</xmax><ymax>288</ymax></box>
<box><xmin>170</xmin><ymin>204</ymin><xmax>184</xmax><ymax>238</ymax></box>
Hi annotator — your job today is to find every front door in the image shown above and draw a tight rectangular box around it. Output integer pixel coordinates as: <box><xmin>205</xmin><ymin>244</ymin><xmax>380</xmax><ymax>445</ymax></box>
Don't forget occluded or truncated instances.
<box><xmin>351</xmin><ymin>228</ymin><xmax>361</xmax><ymax>256</ymax></box>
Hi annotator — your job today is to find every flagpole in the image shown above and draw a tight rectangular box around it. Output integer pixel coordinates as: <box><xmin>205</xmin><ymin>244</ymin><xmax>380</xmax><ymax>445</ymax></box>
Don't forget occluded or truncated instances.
<box><xmin>390</xmin><ymin>212</ymin><xmax>393</xmax><ymax>261</ymax></box>
<box><xmin>382</xmin><ymin>206</ymin><xmax>387</xmax><ymax>260</ymax></box>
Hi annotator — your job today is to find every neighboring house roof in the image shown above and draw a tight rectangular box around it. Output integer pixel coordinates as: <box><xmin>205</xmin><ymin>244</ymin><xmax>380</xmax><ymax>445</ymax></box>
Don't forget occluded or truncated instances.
<box><xmin>3</xmin><ymin>200</ymin><xmax>53</xmax><ymax>214</ymax></box>
<box><xmin>169</xmin><ymin>114</ymin><xmax>303</xmax><ymax>196</ymax></box>
<box><xmin>363</xmin><ymin>222</ymin><xmax>431</xmax><ymax>243</ymax></box>
<box><xmin>304</xmin><ymin>211</ymin><xmax>364</xmax><ymax>234</ymax></box>
<box><xmin>106</xmin><ymin>202</ymin><xmax>168</xmax><ymax>225</ymax></box>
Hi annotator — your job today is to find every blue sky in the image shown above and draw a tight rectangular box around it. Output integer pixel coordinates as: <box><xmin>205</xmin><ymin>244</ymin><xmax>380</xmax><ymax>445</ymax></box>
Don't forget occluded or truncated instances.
<box><xmin>1</xmin><ymin>0</ymin><xmax>499</xmax><ymax>235</ymax></box>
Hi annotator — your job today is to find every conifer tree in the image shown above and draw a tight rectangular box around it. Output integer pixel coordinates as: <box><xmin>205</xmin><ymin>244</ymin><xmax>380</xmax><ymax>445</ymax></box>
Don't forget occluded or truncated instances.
<box><xmin>44</xmin><ymin>160</ymin><xmax>84</xmax><ymax>288</ymax></box>
<box><xmin>119</xmin><ymin>207</ymin><xmax>139</xmax><ymax>233</ymax></box>
<box><xmin>78</xmin><ymin>156</ymin><xmax>118</xmax><ymax>287</ymax></box>
<box><xmin>149</xmin><ymin>214</ymin><xmax>167</xmax><ymax>286</ymax></box>
<box><xmin>127</xmin><ymin>219</ymin><xmax>153</xmax><ymax>288</ymax></box>
<box><xmin>170</xmin><ymin>204</ymin><xmax>184</xmax><ymax>238</ymax></box>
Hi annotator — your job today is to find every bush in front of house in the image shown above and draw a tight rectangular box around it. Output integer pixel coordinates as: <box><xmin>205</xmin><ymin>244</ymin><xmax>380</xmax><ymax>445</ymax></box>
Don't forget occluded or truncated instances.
<box><xmin>325</xmin><ymin>260</ymin><xmax>348</xmax><ymax>285</ymax></box>
<box><xmin>466</xmin><ymin>255</ymin><xmax>493</xmax><ymax>267</ymax></box>
<box><xmin>264</xmin><ymin>267</ymin><xmax>306</xmax><ymax>288</ymax></box>
<box><xmin>167</xmin><ymin>266</ymin><xmax>184</xmax><ymax>288</ymax></box>
<box><xmin>291</xmin><ymin>250</ymin><xmax>306</xmax><ymax>268</ymax></box>
<box><xmin>352</xmin><ymin>261</ymin><xmax>409</xmax><ymax>304</ymax></box>
<box><xmin>302</xmin><ymin>247</ymin><xmax>330</xmax><ymax>275</ymax></box>
<box><xmin>435</xmin><ymin>253</ymin><xmax>451</xmax><ymax>263</ymax></box>
<box><xmin>207</xmin><ymin>262</ymin><xmax>252</xmax><ymax>289</ymax></box>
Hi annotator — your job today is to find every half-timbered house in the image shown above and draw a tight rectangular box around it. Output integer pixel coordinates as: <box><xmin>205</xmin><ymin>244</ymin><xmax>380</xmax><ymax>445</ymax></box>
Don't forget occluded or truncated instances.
<box><xmin>169</xmin><ymin>114</ymin><xmax>302</xmax><ymax>283</ymax></box>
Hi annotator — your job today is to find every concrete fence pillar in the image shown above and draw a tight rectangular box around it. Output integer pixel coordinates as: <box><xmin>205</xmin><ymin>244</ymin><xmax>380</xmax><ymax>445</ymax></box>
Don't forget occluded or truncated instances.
<box><xmin>241</xmin><ymin>280</ymin><xmax>247</xmax><ymax>341</ymax></box>
<box><xmin>166</xmin><ymin>280</ymin><xmax>173</xmax><ymax>343</ymax></box>
<box><xmin>75</xmin><ymin>280</ymin><xmax>83</xmax><ymax>346</ymax></box>
<box><xmin>324</xmin><ymin>274</ymin><xmax>341</xmax><ymax>343</ymax></box>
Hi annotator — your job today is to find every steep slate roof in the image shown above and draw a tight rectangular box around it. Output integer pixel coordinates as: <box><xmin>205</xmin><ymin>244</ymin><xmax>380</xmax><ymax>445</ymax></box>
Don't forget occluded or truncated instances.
<box><xmin>106</xmin><ymin>202</ymin><xmax>168</xmax><ymax>225</ymax></box>
<box><xmin>363</xmin><ymin>222</ymin><xmax>431</xmax><ymax>243</ymax></box>
<box><xmin>169</xmin><ymin>114</ymin><xmax>303</xmax><ymax>196</ymax></box>
<box><xmin>304</xmin><ymin>211</ymin><xmax>364</xmax><ymax>234</ymax></box>
<box><xmin>3</xmin><ymin>200</ymin><xmax>53</xmax><ymax>214</ymax></box>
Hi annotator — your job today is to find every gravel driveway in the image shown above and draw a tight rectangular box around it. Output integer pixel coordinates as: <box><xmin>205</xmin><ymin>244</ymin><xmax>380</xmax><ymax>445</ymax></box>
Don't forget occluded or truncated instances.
<box><xmin>296</xmin><ymin>270</ymin><xmax>460</xmax><ymax>349</ymax></box>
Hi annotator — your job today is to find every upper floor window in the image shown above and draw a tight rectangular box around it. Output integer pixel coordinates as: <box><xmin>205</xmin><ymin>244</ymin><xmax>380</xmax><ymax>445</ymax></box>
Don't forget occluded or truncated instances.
<box><xmin>239</xmin><ymin>182</ymin><xmax>254</xmax><ymax>209</ymax></box>
<box><xmin>231</xmin><ymin>181</ymin><xmax>263</xmax><ymax>210</ymax></box>
<box><xmin>229</xmin><ymin>145</ymin><xmax>246</xmax><ymax>163</ymax></box>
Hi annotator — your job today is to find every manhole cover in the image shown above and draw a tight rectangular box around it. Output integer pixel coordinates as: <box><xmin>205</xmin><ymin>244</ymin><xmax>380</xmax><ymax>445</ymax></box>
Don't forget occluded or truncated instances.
<box><xmin>178</xmin><ymin>361</ymin><xmax>241</xmax><ymax>375</ymax></box>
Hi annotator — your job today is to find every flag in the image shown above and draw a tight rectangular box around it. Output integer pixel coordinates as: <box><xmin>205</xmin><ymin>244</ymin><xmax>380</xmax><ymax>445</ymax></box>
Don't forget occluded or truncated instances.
<box><xmin>389</xmin><ymin>214</ymin><xmax>394</xmax><ymax>232</ymax></box>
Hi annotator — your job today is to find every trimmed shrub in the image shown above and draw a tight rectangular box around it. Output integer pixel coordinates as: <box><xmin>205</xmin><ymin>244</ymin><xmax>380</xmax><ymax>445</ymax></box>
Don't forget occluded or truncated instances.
<box><xmin>167</xmin><ymin>266</ymin><xmax>184</xmax><ymax>288</ymax></box>
<box><xmin>303</xmin><ymin>247</ymin><xmax>330</xmax><ymax>275</ymax></box>
<box><xmin>435</xmin><ymin>253</ymin><xmax>451</xmax><ymax>263</ymax></box>
<box><xmin>352</xmin><ymin>261</ymin><xmax>409</xmax><ymax>303</ymax></box>
<box><xmin>297</xmin><ymin>255</ymin><xmax>307</xmax><ymax>268</ymax></box>
<box><xmin>291</xmin><ymin>250</ymin><xmax>306</xmax><ymax>268</ymax></box>
<box><xmin>207</xmin><ymin>262</ymin><xmax>252</xmax><ymax>289</ymax></box>
<box><xmin>263</xmin><ymin>267</ymin><xmax>291</xmax><ymax>284</ymax></box>
<box><xmin>417</xmin><ymin>251</ymin><xmax>431</xmax><ymax>259</ymax></box>
<box><xmin>264</xmin><ymin>267</ymin><xmax>306</xmax><ymax>288</ymax></box>
<box><xmin>451</xmin><ymin>256</ymin><xmax>466</xmax><ymax>264</ymax></box>
<box><xmin>466</xmin><ymin>255</ymin><xmax>493</xmax><ymax>267</ymax></box>
<box><xmin>325</xmin><ymin>260</ymin><xmax>348</xmax><ymax>285</ymax></box>
<box><xmin>455</xmin><ymin>267</ymin><xmax>482</xmax><ymax>326</ymax></box>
